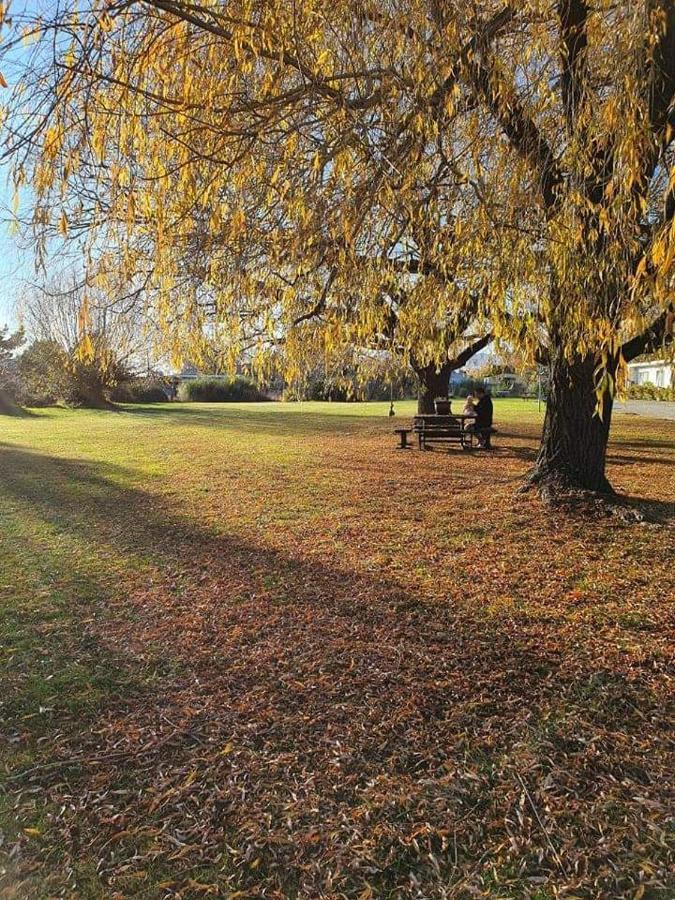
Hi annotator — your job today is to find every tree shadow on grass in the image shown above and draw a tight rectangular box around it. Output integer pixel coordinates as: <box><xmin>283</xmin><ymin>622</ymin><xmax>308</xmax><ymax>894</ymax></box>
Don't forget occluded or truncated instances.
<box><xmin>606</xmin><ymin>451</ymin><xmax>675</xmax><ymax>469</ymax></box>
<box><xmin>619</xmin><ymin>494</ymin><xmax>675</xmax><ymax>524</ymax></box>
<box><xmin>0</xmin><ymin>403</ymin><xmax>39</xmax><ymax>418</ymax></box>
<box><xmin>477</xmin><ymin>443</ymin><xmax>538</xmax><ymax>463</ymax></box>
<box><xmin>610</xmin><ymin>437</ymin><xmax>675</xmax><ymax>452</ymax></box>
<box><xmin>117</xmin><ymin>402</ymin><xmax>388</xmax><ymax>436</ymax></box>
<box><xmin>0</xmin><ymin>442</ymin><xmax>672</xmax><ymax>897</ymax></box>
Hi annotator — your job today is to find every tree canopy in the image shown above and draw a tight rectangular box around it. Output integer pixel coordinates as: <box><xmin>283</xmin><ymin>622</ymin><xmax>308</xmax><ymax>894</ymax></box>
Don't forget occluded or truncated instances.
<box><xmin>1</xmin><ymin>1</ymin><xmax>519</xmax><ymax>370</ymax></box>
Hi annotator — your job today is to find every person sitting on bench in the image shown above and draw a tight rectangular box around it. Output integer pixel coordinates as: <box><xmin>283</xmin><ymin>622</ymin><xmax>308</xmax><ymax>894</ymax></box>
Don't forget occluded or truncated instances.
<box><xmin>462</xmin><ymin>395</ymin><xmax>478</xmax><ymax>431</ymax></box>
<box><xmin>473</xmin><ymin>385</ymin><xmax>494</xmax><ymax>449</ymax></box>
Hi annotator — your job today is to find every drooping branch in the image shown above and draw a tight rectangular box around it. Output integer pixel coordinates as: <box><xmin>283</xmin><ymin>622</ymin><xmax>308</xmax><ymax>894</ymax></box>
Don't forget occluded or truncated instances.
<box><xmin>140</xmin><ymin>0</ymin><xmax>385</xmax><ymax>111</ymax></box>
<box><xmin>649</xmin><ymin>5</ymin><xmax>675</xmax><ymax>223</ymax></box>
<box><xmin>291</xmin><ymin>268</ymin><xmax>336</xmax><ymax>327</ymax></box>
<box><xmin>427</xmin><ymin>4</ymin><xmax>515</xmax><ymax>116</ymax></box>
<box><xmin>629</xmin><ymin>3</ymin><xmax>675</xmax><ymax>217</ymax></box>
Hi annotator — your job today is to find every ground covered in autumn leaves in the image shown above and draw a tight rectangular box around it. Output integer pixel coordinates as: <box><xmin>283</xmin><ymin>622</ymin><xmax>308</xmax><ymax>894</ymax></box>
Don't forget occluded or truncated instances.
<box><xmin>1</xmin><ymin>400</ymin><xmax>673</xmax><ymax>899</ymax></box>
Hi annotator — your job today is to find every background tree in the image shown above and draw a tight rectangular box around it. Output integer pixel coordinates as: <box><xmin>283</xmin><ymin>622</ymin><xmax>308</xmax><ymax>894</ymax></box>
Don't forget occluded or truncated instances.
<box><xmin>19</xmin><ymin>278</ymin><xmax>143</xmax><ymax>407</ymax></box>
<box><xmin>0</xmin><ymin>325</ymin><xmax>24</xmax><ymax>412</ymax></box>
<box><xmin>0</xmin><ymin>0</ymin><xmax>506</xmax><ymax>410</ymax></box>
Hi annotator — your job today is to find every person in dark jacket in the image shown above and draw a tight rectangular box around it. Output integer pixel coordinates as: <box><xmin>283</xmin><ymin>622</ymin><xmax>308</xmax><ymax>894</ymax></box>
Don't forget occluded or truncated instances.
<box><xmin>473</xmin><ymin>386</ymin><xmax>493</xmax><ymax>448</ymax></box>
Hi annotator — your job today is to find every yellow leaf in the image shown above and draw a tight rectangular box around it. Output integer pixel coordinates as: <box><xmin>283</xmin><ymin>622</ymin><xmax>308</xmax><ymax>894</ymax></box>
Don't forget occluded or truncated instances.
<box><xmin>0</xmin><ymin>72</ymin><xmax>8</xmax><ymax>88</ymax></box>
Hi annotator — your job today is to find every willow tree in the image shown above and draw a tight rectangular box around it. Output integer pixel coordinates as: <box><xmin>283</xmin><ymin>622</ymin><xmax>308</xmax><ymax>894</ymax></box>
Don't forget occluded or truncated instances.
<box><xmin>460</xmin><ymin>1</ymin><xmax>675</xmax><ymax>493</ymax></box>
<box><xmin>1</xmin><ymin>1</ymin><xmax>672</xmax><ymax>492</ymax></box>
<box><xmin>0</xmin><ymin>0</ymin><xmax>511</xmax><ymax>410</ymax></box>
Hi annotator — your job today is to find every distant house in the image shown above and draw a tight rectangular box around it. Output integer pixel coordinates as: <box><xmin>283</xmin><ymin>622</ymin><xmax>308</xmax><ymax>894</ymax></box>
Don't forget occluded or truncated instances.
<box><xmin>172</xmin><ymin>364</ymin><xmax>230</xmax><ymax>383</ymax></box>
<box><xmin>627</xmin><ymin>358</ymin><xmax>673</xmax><ymax>388</ymax></box>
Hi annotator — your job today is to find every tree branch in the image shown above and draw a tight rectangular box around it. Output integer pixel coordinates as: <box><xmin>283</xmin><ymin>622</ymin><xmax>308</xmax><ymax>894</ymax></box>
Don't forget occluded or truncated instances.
<box><xmin>647</xmin><ymin>2</ymin><xmax>675</xmax><ymax>141</ymax></box>
<box><xmin>557</xmin><ymin>1</ymin><xmax>589</xmax><ymax>132</ymax></box>
<box><xmin>142</xmin><ymin>0</ymin><xmax>382</xmax><ymax>111</ymax></box>
<box><xmin>427</xmin><ymin>5</ymin><xmax>515</xmax><ymax>115</ymax></box>
<box><xmin>448</xmin><ymin>332</ymin><xmax>493</xmax><ymax>369</ymax></box>
<box><xmin>621</xmin><ymin>303</ymin><xmax>674</xmax><ymax>362</ymax></box>
<box><xmin>467</xmin><ymin>55</ymin><xmax>563</xmax><ymax>209</ymax></box>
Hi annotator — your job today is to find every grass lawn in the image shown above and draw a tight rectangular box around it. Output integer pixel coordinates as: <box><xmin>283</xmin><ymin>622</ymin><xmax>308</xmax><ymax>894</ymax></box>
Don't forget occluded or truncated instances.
<box><xmin>0</xmin><ymin>400</ymin><xmax>673</xmax><ymax>898</ymax></box>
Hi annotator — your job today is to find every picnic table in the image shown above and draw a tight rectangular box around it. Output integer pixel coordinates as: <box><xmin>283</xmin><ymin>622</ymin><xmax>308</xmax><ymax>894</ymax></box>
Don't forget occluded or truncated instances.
<box><xmin>413</xmin><ymin>413</ymin><xmax>476</xmax><ymax>450</ymax></box>
<box><xmin>394</xmin><ymin>412</ymin><xmax>496</xmax><ymax>450</ymax></box>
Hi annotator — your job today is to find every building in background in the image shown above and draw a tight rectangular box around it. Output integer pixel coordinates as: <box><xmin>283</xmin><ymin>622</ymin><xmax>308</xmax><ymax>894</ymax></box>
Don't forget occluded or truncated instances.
<box><xmin>627</xmin><ymin>358</ymin><xmax>673</xmax><ymax>388</ymax></box>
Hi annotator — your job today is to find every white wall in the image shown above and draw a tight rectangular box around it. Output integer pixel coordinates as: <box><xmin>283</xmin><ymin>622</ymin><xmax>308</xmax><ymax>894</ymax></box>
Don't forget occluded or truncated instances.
<box><xmin>627</xmin><ymin>362</ymin><xmax>672</xmax><ymax>388</ymax></box>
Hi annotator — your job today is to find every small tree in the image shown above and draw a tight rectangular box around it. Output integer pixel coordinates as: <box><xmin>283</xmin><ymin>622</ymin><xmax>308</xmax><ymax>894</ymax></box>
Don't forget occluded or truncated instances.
<box><xmin>66</xmin><ymin>336</ymin><xmax>128</xmax><ymax>407</ymax></box>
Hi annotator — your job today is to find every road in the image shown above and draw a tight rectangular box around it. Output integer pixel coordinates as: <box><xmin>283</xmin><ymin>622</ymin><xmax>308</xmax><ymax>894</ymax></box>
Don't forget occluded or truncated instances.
<box><xmin>614</xmin><ymin>400</ymin><xmax>675</xmax><ymax>421</ymax></box>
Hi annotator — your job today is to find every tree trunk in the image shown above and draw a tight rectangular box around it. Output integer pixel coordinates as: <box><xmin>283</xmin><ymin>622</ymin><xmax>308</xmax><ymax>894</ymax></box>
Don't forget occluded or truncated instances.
<box><xmin>531</xmin><ymin>351</ymin><xmax>614</xmax><ymax>494</ymax></box>
<box><xmin>415</xmin><ymin>361</ymin><xmax>453</xmax><ymax>414</ymax></box>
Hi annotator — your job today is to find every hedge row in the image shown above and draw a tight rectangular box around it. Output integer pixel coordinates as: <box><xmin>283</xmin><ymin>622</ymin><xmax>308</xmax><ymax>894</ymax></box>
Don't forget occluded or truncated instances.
<box><xmin>626</xmin><ymin>381</ymin><xmax>675</xmax><ymax>401</ymax></box>
<box><xmin>177</xmin><ymin>376</ymin><xmax>269</xmax><ymax>402</ymax></box>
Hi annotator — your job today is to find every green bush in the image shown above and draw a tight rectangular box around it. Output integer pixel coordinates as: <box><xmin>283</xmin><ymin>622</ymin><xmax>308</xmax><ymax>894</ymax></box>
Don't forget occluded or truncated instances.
<box><xmin>18</xmin><ymin>340</ymin><xmax>70</xmax><ymax>406</ymax></box>
<box><xmin>177</xmin><ymin>376</ymin><xmax>269</xmax><ymax>402</ymax></box>
<box><xmin>110</xmin><ymin>377</ymin><xmax>169</xmax><ymax>403</ymax></box>
<box><xmin>626</xmin><ymin>381</ymin><xmax>674</xmax><ymax>401</ymax></box>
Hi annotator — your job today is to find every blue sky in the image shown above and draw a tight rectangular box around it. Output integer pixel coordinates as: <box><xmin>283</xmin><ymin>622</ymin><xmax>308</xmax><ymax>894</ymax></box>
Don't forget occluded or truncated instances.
<box><xmin>0</xmin><ymin>5</ymin><xmax>34</xmax><ymax>330</ymax></box>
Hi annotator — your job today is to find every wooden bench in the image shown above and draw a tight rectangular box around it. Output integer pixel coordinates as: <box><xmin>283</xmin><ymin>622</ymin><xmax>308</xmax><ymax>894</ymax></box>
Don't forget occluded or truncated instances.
<box><xmin>394</xmin><ymin>428</ymin><xmax>412</xmax><ymax>449</ymax></box>
<box><xmin>395</xmin><ymin>414</ymin><xmax>498</xmax><ymax>451</ymax></box>
<box><xmin>415</xmin><ymin>418</ymin><xmax>471</xmax><ymax>450</ymax></box>
<box><xmin>412</xmin><ymin>414</ymin><xmax>468</xmax><ymax>449</ymax></box>
<box><xmin>411</xmin><ymin>414</ymin><xmax>498</xmax><ymax>451</ymax></box>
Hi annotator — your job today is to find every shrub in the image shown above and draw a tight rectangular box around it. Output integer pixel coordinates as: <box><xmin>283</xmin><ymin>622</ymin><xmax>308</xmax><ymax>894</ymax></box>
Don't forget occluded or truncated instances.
<box><xmin>110</xmin><ymin>377</ymin><xmax>169</xmax><ymax>403</ymax></box>
<box><xmin>177</xmin><ymin>376</ymin><xmax>269</xmax><ymax>402</ymax></box>
<box><xmin>18</xmin><ymin>340</ymin><xmax>70</xmax><ymax>406</ymax></box>
<box><xmin>626</xmin><ymin>381</ymin><xmax>675</xmax><ymax>401</ymax></box>
<box><xmin>14</xmin><ymin>336</ymin><xmax>133</xmax><ymax>408</ymax></box>
<box><xmin>61</xmin><ymin>337</ymin><xmax>129</xmax><ymax>408</ymax></box>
